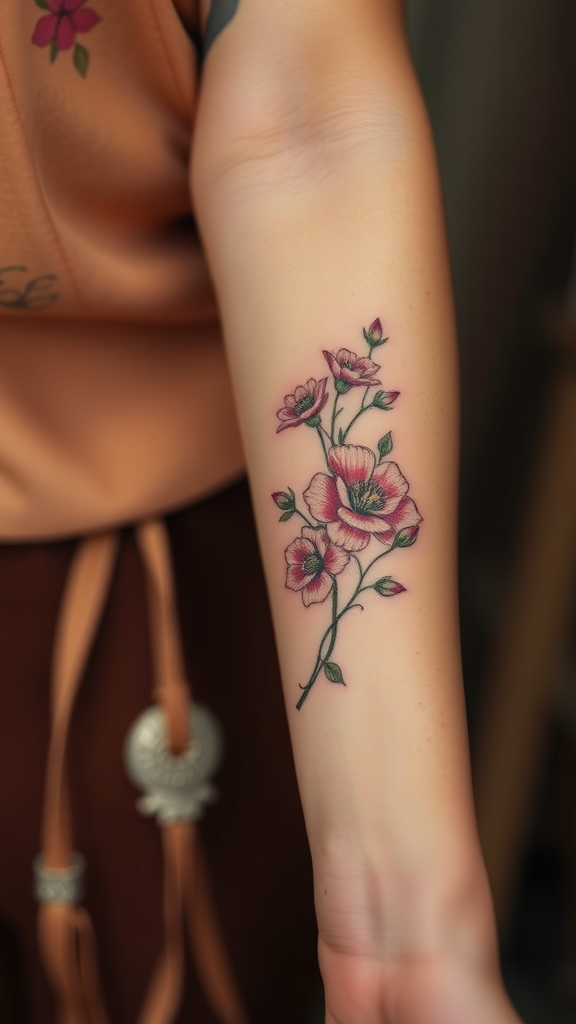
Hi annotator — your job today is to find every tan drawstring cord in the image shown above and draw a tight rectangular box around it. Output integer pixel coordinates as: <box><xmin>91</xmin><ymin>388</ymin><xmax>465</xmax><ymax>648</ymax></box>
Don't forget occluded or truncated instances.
<box><xmin>35</xmin><ymin>522</ymin><xmax>247</xmax><ymax>1024</ymax></box>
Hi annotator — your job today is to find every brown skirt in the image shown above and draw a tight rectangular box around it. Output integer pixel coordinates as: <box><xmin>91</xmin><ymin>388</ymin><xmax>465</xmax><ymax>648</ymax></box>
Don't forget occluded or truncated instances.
<box><xmin>0</xmin><ymin>480</ymin><xmax>319</xmax><ymax>1024</ymax></box>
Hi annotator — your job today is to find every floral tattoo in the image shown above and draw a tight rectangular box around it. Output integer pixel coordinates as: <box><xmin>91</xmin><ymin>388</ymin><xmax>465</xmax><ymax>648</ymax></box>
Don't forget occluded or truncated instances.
<box><xmin>32</xmin><ymin>0</ymin><xmax>101</xmax><ymax>77</ymax></box>
<box><xmin>272</xmin><ymin>319</ymin><xmax>422</xmax><ymax>709</ymax></box>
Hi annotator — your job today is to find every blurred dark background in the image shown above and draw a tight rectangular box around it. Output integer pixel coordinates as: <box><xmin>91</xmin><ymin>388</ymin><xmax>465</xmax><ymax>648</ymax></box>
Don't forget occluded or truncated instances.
<box><xmin>408</xmin><ymin>1</ymin><xmax>576</xmax><ymax>1021</ymax></box>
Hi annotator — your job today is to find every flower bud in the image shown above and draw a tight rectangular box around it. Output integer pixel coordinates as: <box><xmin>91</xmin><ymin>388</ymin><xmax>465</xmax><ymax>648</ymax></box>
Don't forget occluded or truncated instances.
<box><xmin>372</xmin><ymin>390</ymin><xmax>400</xmax><ymax>410</ymax></box>
<box><xmin>272</xmin><ymin>489</ymin><xmax>295</xmax><ymax>511</ymax></box>
<box><xmin>373</xmin><ymin>577</ymin><xmax>406</xmax><ymax>596</ymax></box>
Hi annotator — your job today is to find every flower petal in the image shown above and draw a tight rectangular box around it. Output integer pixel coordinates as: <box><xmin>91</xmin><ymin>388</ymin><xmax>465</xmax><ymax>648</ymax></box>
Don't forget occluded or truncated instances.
<box><xmin>286</xmin><ymin>565</ymin><xmax>313</xmax><ymax>591</ymax></box>
<box><xmin>338</xmin><ymin>506</ymin><xmax>389</xmax><ymax>534</ymax></box>
<box><xmin>328</xmin><ymin>444</ymin><xmax>375</xmax><ymax>487</ymax></box>
<box><xmin>32</xmin><ymin>13</ymin><xmax>58</xmax><ymax>45</ymax></box>
<box><xmin>285</xmin><ymin>536</ymin><xmax>315</xmax><ymax>566</ymax></box>
<box><xmin>372</xmin><ymin>528</ymin><xmax>396</xmax><ymax>550</ymax></box>
<box><xmin>323</xmin><ymin>350</ymin><xmax>340</xmax><ymax>376</ymax></box>
<box><xmin>323</xmin><ymin>542</ymin><xmax>350</xmax><ymax>575</ymax></box>
<box><xmin>372</xmin><ymin>461</ymin><xmax>409</xmax><ymax>512</ymax></box>
<box><xmin>310</xmin><ymin>527</ymin><xmax>329</xmax><ymax>557</ymax></box>
<box><xmin>327</xmin><ymin>520</ymin><xmax>370</xmax><ymax>552</ymax></box>
<box><xmin>56</xmin><ymin>15</ymin><xmax>76</xmax><ymax>49</ymax></box>
<box><xmin>383</xmin><ymin>496</ymin><xmax>423</xmax><ymax>532</ymax></box>
<box><xmin>304</xmin><ymin>473</ymin><xmax>341</xmax><ymax>522</ymax></box>
<box><xmin>72</xmin><ymin>8</ymin><xmax>100</xmax><ymax>31</ymax></box>
<box><xmin>336</xmin><ymin>348</ymin><xmax>356</xmax><ymax>364</ymax></box>
<box><xmin>355</xmin><ymin>357</ymin><xmax>380</xmax><ymax>373</ymax></box>
<box><xmin>276</xmin><ymin>411</ymin><xmax>303</xmax><ymax>431</ymax></box>
<box><xmin>302</xmin><ymin>571</ymin><xmax>333</xmax><ymax>606</ymax></box>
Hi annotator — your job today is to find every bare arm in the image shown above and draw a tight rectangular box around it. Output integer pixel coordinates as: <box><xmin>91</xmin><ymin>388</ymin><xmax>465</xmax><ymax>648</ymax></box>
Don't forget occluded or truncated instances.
<box><xmin>192</xmin><ymin>3</ymin><xmax>521</xmax><ymax>1021</ymax></box>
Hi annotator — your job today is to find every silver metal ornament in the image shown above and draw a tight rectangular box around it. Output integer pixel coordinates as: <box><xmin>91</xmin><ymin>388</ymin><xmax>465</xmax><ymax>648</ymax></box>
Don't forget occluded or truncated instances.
<box><xmin>124</xmin><ymin>703</ymin><xmax>223</xmax><ymax>824</ymax></box>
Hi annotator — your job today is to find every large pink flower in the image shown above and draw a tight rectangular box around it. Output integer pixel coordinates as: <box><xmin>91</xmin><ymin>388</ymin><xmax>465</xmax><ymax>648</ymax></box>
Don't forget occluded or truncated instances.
<box><xmin>32</xmin><ymin>0</ymin><xmax>100</xmax><ymax>52</ymax></box>
<box><xmin>276</xmin><ymin>377</ymin><xmax>329</xmax><ymax>432</ymax></box>
<box><xmin>304</xmin><ymin>444</ymin><xmax>422</xmax><ymax>552</ymax></box>
<box><xmin>323</xmin><ymin>348</ymin><xmax>381</xmax><ymax>390</ymax></box>
<box><xmin>285</xmin><ymin>527</ymin><xmax>349</xmax><ymax>606</ymax></box>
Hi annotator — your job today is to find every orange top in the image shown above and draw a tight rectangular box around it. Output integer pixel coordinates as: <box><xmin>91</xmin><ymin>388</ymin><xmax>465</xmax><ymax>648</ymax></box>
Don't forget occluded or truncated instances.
<box><xmin>0</xmin><ymin>0</ymin><xmax>245</xmax><ymax>540</ymax></box>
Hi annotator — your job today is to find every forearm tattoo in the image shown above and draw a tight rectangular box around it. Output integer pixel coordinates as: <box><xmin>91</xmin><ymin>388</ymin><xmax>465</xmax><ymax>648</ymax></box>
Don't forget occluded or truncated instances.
<box><xmin>203</xmin><ymin>0</ymin><xmax>240</xmax><ymax>54</ymax></box>
<box><xmin>272</xmin><ymin>320</ymin><xmax>422</xmax><ymax>709</ymax></box>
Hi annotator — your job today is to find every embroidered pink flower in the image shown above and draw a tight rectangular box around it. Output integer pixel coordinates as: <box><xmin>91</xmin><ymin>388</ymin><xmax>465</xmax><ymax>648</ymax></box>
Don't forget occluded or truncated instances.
<box><xmin>285</xmin><ymin>527</ymin><xmax>349</xmax><ymax>606</ymax></box>
<box><xmin>32</xmin><ymin>0</ymin><xmax>100</xmax><ymax>55</ymax></box>
<box><xmin>323</xmin><ymin>348</ymin><xmax>381</xmax><ymax>393</ymax></box>
<box><xmin>276</xmin><ymin>377</ymin><xmax>329</xmax><ymax>432</ymax></box>
<box><xmin>304</xmin><ymin>444</ymin><xmax>422</xmax><ymax>552</ymax></box>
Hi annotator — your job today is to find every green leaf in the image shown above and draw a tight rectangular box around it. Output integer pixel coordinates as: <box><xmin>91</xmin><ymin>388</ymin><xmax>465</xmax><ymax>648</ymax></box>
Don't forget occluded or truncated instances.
<box><xmin>34</xmin><ymin>0</ymin><xmax>50</xmax><ymax>8</ymax></box>
<box><xmin>337</xmin><ymin>427</ymin><xmax>346</xmax><ymax>445</ymax></box>
<box><xmin>334</xmin><ymin>378</ymin><xmax>353</xmax><ymax>395</ymax></box>
<box><xmin>373</xmin><ymin>577</ymin><xmax>405</xmax><ymax>597</ymax></box>
<box><xmin>49</xmin><ymin>40</ymin><xmax>58</xmax><ymax>63</ymax></box>
<box><xmin>279</xmin><ymin>509</ymin><xmax>294</xmax><ymax>522</ymax></box>
<box><xmin>324</xmin><ymin>661</ymin><xmax>345</xmax><ymax>684</ymax></box>
<box><xmin>73</xmin><ymin>43</ymin><xmax>89</xmax><ymax>77</ymax></box>
<box><xmin>377</xmin><ymin>432</ymin><xmax>393</xmax><ymax>461</ymax></box>
<box><xmin>392</xmin><ymin>527</ymin><xmax>419</xmax><ymax>549</ymax></box>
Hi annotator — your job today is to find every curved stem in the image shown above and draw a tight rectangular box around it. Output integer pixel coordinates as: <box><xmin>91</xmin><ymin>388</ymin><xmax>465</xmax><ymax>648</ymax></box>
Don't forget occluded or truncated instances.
<box><xmin>342</xmin><ymin>387</ymin><xmax>374</xmax><ymax>441</ymax></box>
<box><xmin>316</xmin><ymin>425</ymin><xmax>331</xmax><ymax>468</ymax></box>
<box><xmin>330</xmin><ymin>392</ymin><xmax>340</xmax><ymax>445</ymax></box>
<box><xmin>293</xmin><ymin>507</ymin><xmax>316</xmax><ymax>529</ymax></box>
<box><xmin>296</xmin><ymin>546</ymin><xmax>395</xmax><ymax>709</ymax></box>
<box><xmin>297</xmin><ymin>578</ymin><xmax>339</xmax><ymax>710</ymax></box>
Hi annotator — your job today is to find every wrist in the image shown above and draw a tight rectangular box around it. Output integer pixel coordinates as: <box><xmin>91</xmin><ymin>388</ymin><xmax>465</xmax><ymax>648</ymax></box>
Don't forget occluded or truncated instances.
<box><xmin>312</xmin><ymin>830</ymin><xmax>499</xmax><ymax>971</ymax></box>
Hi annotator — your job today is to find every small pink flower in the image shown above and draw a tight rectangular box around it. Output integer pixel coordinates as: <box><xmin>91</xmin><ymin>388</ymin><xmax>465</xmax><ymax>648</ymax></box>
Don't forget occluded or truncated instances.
<box><xmin>303</xmin><ymin>444</ymin><xmax>422</xmax><ymax>552</ymax></box>
<box><xmin>276</xmin><ymin>377</ymin><xmax>329</xmax><ymax>432</ymax></box>
<box><xmin>323</xmin><ymin>348</ymin><xmax>381</xmax><ymax>392</ymax></box>
<box><xmin>32</xmin><ymin>0</ymin><xmax>100</xmax><ymax>53</ymax></box>
<box><xmin>285</xmin><ymin>527</ymin><xmax>349</xmax><ymax>606</ymax></box>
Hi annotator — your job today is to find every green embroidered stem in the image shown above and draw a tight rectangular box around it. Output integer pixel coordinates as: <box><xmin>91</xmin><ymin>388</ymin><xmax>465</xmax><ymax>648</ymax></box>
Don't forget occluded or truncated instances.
<box><xmin>297</xmin><ymin>579</ymin><xmax>339</xmax><ymax>709</ymax></box>
<box><xmin>296</xmin><ymin>548</ymin><xmax>393</xmax><ymax>709</ymax></box>
<box><xmin>342</xmin><ymin>387</ymin><xmax>373</xmax><ymax>441</ymax></box>
<box><xmin>293</xmin><ymin>508</ymin><xmax>317</xmax><ymax>529</ymax></box>
<box><xmin>316</xmin><ymin>425</ymin><xmax>331</xmax><ymax>468</ymax></box>
<box><xmin>330</xmin><ymin>392</ymin><xmax>340</xmax><ymax>445</ymax></box>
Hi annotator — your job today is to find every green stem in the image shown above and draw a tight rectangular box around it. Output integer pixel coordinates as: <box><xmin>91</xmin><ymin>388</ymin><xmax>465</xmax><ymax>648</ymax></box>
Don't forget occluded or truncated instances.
<box><xmin>316</xmin><ymin>425</ymin><xmax>331</xmax><ymax>468</ymax></box>
<box><xmin>330</xmin><ymin>392</ymin><xmax>340</xmax><ymax>445</ymax></box>
<box><xmin>296</xmin><ymin>546</ymin><xmax>394</xmax><ymax>709</ymax></box>
<box><xmin>297</xmin><ymin>579</ymin><xmax>339</xmax><ymax>710</ymax></box>
<box><xmin>293</xmin><ymin>507</ymin><xmax>316</xmax><ymax>529</ymax></box>
<box><xmin>342</xmin><ymin>387</ymin><xmax>373</xmax><ymax>441</ymax></box>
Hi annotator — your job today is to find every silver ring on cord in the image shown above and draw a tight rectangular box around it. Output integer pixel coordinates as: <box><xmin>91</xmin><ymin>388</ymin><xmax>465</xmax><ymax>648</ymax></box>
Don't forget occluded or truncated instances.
<box><xmin>124</xmin><ymin>702</ymin><xmax>223</xmax><ymax>825</ymax></box>
<box><xmin>33</xmin><ymin>852</ymin><xmax>85</xmax><ymax>904</ymax></box>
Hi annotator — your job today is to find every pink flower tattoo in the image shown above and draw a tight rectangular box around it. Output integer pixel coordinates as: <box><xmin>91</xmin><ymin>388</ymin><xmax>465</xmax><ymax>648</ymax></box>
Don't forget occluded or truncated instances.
<box><xmin>285</xmin><ymin>527</ymin><xmax>349</xmax><ymax>607</ymax></box>
<box><xmin>276</xmin><ymin>377</ymin><xmax>329</xmax><ymax>432</ymax></box>
<box><xmin>272</xmin><ymin>318</ymin><xmax>422</xmax><ymax>708</ymax></box>
<box><xmin>304</xmin><ymin>444</ymin><xmax>422</xmax><ymax>553</ymax></box>
<box><xmin>32</xmin><ymin>0</ymin><xmax>100</xmax><ymax>77</ymax></box>
<box><xmin>323</xmin><ymin>348</ymin><xmax>381</xmax><ymax>393</ymax></box>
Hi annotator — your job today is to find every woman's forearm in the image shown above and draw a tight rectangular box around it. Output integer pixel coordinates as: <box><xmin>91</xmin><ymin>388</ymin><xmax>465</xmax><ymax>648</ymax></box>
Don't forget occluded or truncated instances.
<box><xmin>193</xmin><ymin>18</ymin><xmax>497</xmax><ymax>969</ymax></box>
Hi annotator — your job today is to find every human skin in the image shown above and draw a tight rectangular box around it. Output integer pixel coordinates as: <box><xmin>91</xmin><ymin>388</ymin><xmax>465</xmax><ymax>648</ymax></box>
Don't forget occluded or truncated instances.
<box><xmin>193</xmin><ymin>2</ymin><xmax>524</xmax><ymax>1021</ymax></box>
